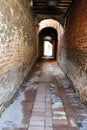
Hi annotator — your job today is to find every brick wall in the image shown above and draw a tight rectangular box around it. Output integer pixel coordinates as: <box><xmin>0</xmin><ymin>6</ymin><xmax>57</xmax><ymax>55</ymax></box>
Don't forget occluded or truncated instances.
<box><xmin>58</xmin><ymin>0</ymin><xmax>87</xmax><ymax>105</ymax></box>
<box><xmin>0</xmin><ymin>0</ymin><xmax>36</xmax><ymax>114</ymax></box>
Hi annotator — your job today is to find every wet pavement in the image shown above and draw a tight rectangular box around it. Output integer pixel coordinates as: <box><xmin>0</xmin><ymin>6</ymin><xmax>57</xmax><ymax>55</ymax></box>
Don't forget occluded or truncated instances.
<box><xmin>0</xmin><ymin>60</ymin><xmax>87</xmax><ymax>130</ymax></box>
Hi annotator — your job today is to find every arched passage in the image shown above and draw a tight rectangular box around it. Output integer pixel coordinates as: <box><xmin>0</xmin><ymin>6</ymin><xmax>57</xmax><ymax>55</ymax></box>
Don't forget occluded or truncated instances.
<box><xmin>38</xmin><ymin>27</ymin><xmax>58</xmax><ymax>59</ymax></box>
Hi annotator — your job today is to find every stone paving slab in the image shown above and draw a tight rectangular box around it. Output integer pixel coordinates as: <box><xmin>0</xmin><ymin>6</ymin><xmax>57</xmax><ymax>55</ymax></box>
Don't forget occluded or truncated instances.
<box><xmin>0</xmin><ymin>60</ymin><xmax>87</xmax><ymax>130</ymax></box>
<box><xmin>2</xmin><ymin>128</ymin><xmax>27</xmax><ymax>130</ymax></box>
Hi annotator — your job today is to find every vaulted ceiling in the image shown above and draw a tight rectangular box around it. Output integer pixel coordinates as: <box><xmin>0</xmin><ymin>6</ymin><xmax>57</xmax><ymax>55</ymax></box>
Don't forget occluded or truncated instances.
<box><xmin>30</xmin><ymin>0</ymin><xmax>74</xmax><ymax>23</ymax></box>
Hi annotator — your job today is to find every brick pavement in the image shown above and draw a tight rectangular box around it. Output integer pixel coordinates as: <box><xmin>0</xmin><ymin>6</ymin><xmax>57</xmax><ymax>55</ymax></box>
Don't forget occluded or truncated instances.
<box><xmin>0</xmin><ymin>60</ymin><xmax>87</xmax><ymax>130</ymax></box>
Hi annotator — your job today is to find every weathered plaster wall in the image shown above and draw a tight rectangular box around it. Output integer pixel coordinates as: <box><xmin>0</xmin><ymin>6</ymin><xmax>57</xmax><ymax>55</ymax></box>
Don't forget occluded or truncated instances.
<box><xmin>0</xmin><ymin>0</ymin><xmax>36</xmax><ymax>114</ymax></box>
<box><xmin>58</xmin><ymin>0</ymin><xmax>87</xmax><ymax>105</ymax></box>
<box><xmin>39</xmin><ymin>19</ymin><xmax>59</xmax><ymax>33</ymax></box>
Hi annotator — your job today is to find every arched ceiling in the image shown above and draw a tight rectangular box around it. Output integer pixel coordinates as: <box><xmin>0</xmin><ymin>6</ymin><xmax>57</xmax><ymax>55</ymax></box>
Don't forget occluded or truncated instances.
<box><xmin>39</xmin><ymin>27</ymin><xmax>58</xmax><ymax>42</ymax></box>
<box><xmin>38</xmin><ymin>19</ymin><xmax>59</xmax><ymax>33</ymax></box>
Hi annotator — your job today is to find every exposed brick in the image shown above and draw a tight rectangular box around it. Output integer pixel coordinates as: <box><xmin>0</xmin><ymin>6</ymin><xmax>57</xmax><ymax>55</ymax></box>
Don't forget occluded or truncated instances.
<box><xmin>58</xmin><ymin>0</ymin><xmax>87</xmax><ymax>106</ymax></box>
<box><xmin>0</xmin><ymin>0</ymin><xmax>37</xmax><ymax>115</ymax></box>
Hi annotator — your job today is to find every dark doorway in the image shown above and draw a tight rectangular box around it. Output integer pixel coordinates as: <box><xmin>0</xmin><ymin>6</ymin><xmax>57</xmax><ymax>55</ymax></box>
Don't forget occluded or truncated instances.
<box><xmin>38</xmin><ymin>27</ymin><xmax>58</xmax><ymax>59</ymax></box>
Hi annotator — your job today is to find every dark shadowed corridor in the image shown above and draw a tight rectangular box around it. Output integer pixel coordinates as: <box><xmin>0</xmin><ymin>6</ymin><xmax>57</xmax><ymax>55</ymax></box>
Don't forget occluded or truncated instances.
<box><xmin>0</xmin><ymin>0</ymin><xmax>87</xmax><ymax>130</ymax></box>
<box><xmin>0</xmin><ymin>60</ymin><xmax>87</xmax><ymax>130</ymax></box>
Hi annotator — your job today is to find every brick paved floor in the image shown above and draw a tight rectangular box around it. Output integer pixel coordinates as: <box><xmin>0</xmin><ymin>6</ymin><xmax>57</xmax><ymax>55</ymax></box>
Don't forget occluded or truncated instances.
<box><xmin>0</xmin><ymin>60</ymin><xmax>87</xmax><ymax>130</ymax></box>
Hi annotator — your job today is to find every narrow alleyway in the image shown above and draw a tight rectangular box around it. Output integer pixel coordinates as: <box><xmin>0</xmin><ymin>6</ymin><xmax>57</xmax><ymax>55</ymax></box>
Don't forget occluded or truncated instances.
<box><xmin>0</xmin><ymin>60</ymin><xmax>87</xmax><ymax>130</ymax></box>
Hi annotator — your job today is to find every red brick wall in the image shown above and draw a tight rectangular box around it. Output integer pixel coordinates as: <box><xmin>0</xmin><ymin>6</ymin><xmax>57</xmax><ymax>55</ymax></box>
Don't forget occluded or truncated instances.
<box><xmin>0</xmin><ymin>0</ymin><xmax>36</xmax><ymax>114</ymax></box>
<box><xmin>58</xmin><ymin>0</ymin><xmax>87</xmax><ymax>105</ymax></box>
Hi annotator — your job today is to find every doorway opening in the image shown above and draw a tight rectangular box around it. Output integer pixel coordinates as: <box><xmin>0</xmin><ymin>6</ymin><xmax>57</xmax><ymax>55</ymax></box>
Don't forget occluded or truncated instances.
<box><xmin>44</xmin><ymin>41</ymin><xmax>53</xmax><ymax>57</ymax></box>
<box><xmin>38</xmin><ymin>27</ymin><xmax>58</xmax><ymax>59</ymax></box>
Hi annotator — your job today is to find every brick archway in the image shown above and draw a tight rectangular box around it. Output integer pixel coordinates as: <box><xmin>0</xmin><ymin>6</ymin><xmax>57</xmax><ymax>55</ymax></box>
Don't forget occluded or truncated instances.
<box><xmin>38</xmin><ymin>26</ymin><xmax>58</xmax><ymax>59</ymax></box>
